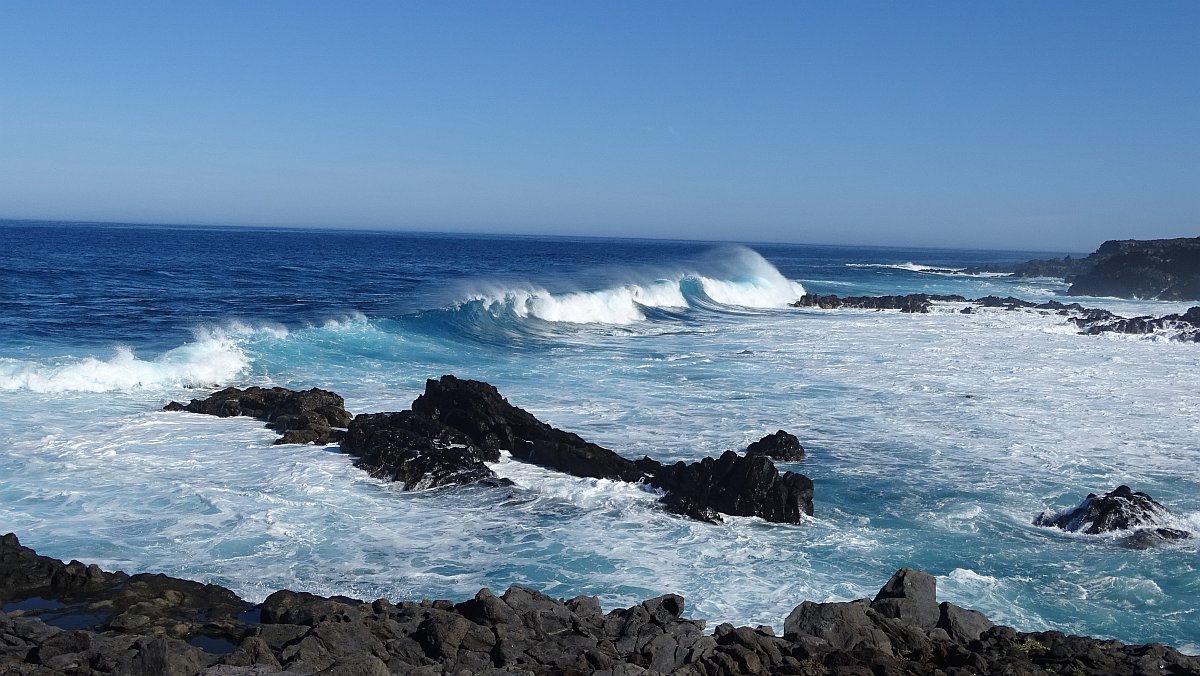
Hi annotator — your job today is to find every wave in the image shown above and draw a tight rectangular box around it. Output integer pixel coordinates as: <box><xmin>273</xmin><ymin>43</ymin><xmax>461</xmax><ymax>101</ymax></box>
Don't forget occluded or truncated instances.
<box><xmin>458</xmin><ymin>247</ymin><xmax>806</xmax><ymax>325</ymax></box>
<box><xmin>846</xmin><ymin>262</ymin><xmax>1013</xmax><ymax>278</ymax></box>
<box><xmin>0</xmin><ymin>325</ymin><xmax>272</xmax><ymax>393</ymax></box>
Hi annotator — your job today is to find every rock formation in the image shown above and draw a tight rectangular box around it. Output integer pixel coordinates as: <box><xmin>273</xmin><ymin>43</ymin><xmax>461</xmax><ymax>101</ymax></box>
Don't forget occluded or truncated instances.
<box><xmin>167</xmin><ymin>377</ymin><xmax>814</xmax><ymax>524</ymax></box>
<box><xmin>1034</xmin><ymin>486</ymin><xmax>1192</xmax><ymax>547</ymax></box>
<box><xmin>745</xmin><ymin>431</ymin><xmax>805</xmax><ymax>462</ymax></box>
<box><xmin>164</xmin><ymin>387</ymin><xmax>352</xmax><ymax>445</ymax></box>
<box><xmin>4</xmin><ymin>535</ymin><xmax>1197</xmax><ymax>675</ymax></box>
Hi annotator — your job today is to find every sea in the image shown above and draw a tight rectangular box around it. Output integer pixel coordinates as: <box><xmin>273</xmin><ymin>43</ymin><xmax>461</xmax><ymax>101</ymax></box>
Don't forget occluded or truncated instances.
<box><xmin>1</xmin><ymin>220</ymin><xmax>1197</xmax><ymax>653</ymax></box>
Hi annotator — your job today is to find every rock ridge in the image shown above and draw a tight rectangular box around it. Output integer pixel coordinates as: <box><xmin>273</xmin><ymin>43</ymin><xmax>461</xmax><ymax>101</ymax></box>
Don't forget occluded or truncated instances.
<box><xmin>4</xmin><ymin>534</ymin><xmax>1198</xmax><ymax>675</ymax></box>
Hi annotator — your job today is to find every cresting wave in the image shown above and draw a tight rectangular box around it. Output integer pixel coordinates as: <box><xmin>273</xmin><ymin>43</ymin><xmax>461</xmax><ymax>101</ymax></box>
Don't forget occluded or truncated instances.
<box><xmin>846</xmin><ymin>262</ymin><xmax>1013</xmax><ymax>278</ymax></box>
<box><xmin>460</xmin><ymin>247</ymin><xmax>807</xmax><ymax>325</ymax></box>
<box><xmin>0</xmin><ymin>324</ymin><xmax>276</xmax><ymax>393</ymax></box>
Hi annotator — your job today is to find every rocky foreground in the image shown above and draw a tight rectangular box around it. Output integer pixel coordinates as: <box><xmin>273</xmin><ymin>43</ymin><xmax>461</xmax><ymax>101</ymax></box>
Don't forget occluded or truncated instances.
<box><xmin>3</xmin><ymin>534</ymin><xmax>1198</xmax><ymax>675</ymax></box>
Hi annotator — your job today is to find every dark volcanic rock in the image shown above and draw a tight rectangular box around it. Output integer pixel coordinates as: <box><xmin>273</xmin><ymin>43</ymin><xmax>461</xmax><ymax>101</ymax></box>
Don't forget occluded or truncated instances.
<box><xmin>413</xmin><ymin>375</ymin><xmax>814</xmax><ymax>524</ymax></box>
<box><xmin>0</xmin><ymin>533</ymin><xmax>253</xmax><ymax>646</ymax></box>
<box><xmin>1034</xmin><ymin>485</ymin><xmax>1182</xmax><ymax>536</ymax></box>
<box><xmin>791</xmin><ymin>293</ymin><xmax>967</xmax><ymax>313</ymax></box>
<box><xmin>340</xmin><ymin>410</ymin><xmax>511</xmax><ymax>489</ymax></box>
<box><xmin>1068</xmin><ymin>237</ymin><xmax>1200</xmax><ymax>301</ymax></box>
<box><xmin>412</xmin><ymin>375</ymin><xmax>647</xmax><ymax>483</ymax></box>
<box><xmin>745</xmin><ymin>430</ymin><xmax>805</xmax><ymax>462</ymax></box>
<box><xmin>644</xmin><ymin>451</ymin><xmax>814</xmax><ymax>524</ymax></box>
<box><xmin>164</xmin><ymin>386</ymin><xmax>352</xmax><ymax>445</ymax></box>
<box><xmin>1071</xmin><ymin>305</ymin><xmax>1200</xmax><ymax>342</ymax></box>
<box><xmin>4</xmin><ymin>536</ymin><xmax>1200</xmax><ymax>676</ymax></box>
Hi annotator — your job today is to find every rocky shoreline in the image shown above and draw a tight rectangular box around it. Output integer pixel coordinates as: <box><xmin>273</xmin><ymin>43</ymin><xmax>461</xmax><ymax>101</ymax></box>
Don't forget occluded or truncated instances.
<box><xmin>790</xmin><ymin>293</ymin><xmax>1200</xmax><ymax>342</ymax></box>
<box><xmin>3</xmin><ymin>534</ymin><xmax>1198</xmax><ymax>675</ymax></box>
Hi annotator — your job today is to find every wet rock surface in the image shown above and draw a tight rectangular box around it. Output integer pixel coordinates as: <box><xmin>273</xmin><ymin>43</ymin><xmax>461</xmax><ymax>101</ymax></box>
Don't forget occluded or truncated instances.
<box><xmin>744</xmin><ymin>431</ymin><xmax>805</xmax><ymax>462</ymax></box>
<box><xmin>1034</xmin><ymin>486</ymin><xmax>1192</xmax><ymax>544</ymax></box>
<box><xmin>791</xmin><ymin>293</ymin><xmax>967</xmax><ymax>313</ymax></box>
<box><xmin>4</xmin><ymin>536</ymin><xmax>1198</xmax><ymax>675</ymax></box>
<box><xmin>164</xmin><ymin>387</ymin><xmax>353</xmax><ymax>445</ymax></box>
<box><xmin>410</xmin><ymin>376</ymin><xmax>814</xmax><ymax>524</ymax></box>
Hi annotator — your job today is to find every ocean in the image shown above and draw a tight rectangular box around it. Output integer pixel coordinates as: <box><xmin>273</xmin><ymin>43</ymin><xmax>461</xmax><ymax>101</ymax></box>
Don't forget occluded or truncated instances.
<box><xmin>1</xmin><ymin>220</ymin><xmax>1197</xmax><ymax>652</ymax></box>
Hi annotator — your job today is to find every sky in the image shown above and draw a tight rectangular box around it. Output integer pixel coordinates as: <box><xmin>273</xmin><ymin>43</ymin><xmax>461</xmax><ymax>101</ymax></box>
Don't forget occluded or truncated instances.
<box><xmin>0</xmin><ymin>1</ymin><xmax>1197</xmax><ymax>251</ymax></box>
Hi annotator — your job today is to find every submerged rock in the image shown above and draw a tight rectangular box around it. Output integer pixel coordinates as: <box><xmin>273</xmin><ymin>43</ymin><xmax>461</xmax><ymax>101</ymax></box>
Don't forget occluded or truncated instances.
<box><xmin>745</xmin><ymin>430</ymin><xmax>805</xmax><ymax>462</ymax></box>
<box><xmin>164</xmin><ymin>386</ymin><xmax>353</xmax><ymax>445</ymax></box>
<box><xmin>1034</xmin><ymin>485</ymin><xmax>1187</xmax><ymax>538</ymax></box>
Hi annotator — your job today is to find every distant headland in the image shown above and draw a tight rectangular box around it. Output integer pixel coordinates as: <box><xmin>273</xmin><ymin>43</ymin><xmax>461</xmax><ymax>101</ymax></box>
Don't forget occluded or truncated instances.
<box><xmin>967</xmin><ymin>237</ymin><xmax>1200</xmax><ymax>301</ymax></box>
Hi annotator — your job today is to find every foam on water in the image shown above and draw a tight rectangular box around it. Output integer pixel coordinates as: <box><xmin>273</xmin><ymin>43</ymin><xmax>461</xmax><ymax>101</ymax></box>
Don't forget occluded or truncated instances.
<box><xmin>0</xmin><ymin>324</ymin><xmax>276</xmax><ymax>393</ymax></box>
<box><xmin>2</xmin><ymin>229</ymin><xmax>1198</xmax><ymax>649</ymax></box>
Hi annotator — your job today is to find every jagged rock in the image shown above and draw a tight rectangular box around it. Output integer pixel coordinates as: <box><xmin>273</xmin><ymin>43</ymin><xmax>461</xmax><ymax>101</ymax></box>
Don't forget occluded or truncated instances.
<box><xmin>164</xmin><ymin>386</ymin><xmax>352</xmax><ymax>445</ymax></box>
<box><xmin>340</xmin><ymin>411</ymin><xmax>509</xmax><ymax>489</ymax></box>
<box><xmin>1121</xmin><ymin>527</ymin><xmax>1192</xmax><ymax>550</ymax></box>
<box><xmin>791</xmin><ymin>293</ymin><xmax>967</xmax><ymax>313</ymax></box>
<box><xmin>1034</xmin><ymin>485</ymin><xmax>1178</xmax><ymax>534</ymax></box>
<box><xmin>745</xmin><ymin>430</ymin><xmax>805</xmax><ymax>462</ymax></box>
<box><xmin>871</xmin><ymin>568</ymin><xmax>940</xmax><ymax>630</ymax></box>
<box><xmin>5</xmin><ymin>537</ymin><xmax>1200</xmax><ymax>676</ymax></box>
<box><xmin>413</xmin><ymin>375</ymin><xmax>814</xmax><ymax>524</ymax></box>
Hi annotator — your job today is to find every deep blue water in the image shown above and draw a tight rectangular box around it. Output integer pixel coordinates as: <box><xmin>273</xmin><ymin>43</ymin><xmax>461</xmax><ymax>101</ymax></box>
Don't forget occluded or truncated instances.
<box><xmin>1</xmin><ymin>220</ymin><xmax>1197</xmax><ymax>652</ymax></box>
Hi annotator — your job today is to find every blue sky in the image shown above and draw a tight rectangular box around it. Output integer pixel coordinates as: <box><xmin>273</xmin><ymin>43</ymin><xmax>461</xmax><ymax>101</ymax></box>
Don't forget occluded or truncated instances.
<box><xmin>1</xmin><ymin>1</ymin><xmax>1196</xmax><ymax>250</ymax></box>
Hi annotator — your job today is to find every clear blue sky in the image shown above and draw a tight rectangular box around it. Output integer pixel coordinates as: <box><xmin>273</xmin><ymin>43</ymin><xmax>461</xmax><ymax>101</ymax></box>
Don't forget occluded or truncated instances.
<box><xmin>1</xmin><ymin>1</ymin><xmax>1196</xmax><ymax>250</ymax></box>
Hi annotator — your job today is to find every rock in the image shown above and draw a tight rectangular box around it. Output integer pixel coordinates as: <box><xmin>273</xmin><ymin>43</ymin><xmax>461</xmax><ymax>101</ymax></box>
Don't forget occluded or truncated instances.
<box><xmin>340</xmin><ymin>411</ymin><xmax>509</xmax><ymax>489</ymax></box>
<box><xmin>1034</xmin><ymin>485</ymin><xmax>1180</xmax><ymax>535</ymax></box>
<box><xmin>163</xmin><ymin>386</ymin><xmax>352</xmax><ymax>445</ymax></box>
<box><xmin>783</xmin><ymin>599</ymin><xmax>893</xmax><ymax>653</ymax></box>
<box><xmin>645</xmin><ymin>451</ymin><xmax>814</xmax><ymax>523</ymax></box>
<box><xmin>791</xmin><ymin>293</ymin><xmax>968</xmax><ymax>313</ymax></box>
<box><xmin>5</xmin><ymin>539</ymin><xmax>1200</xmax><ymax>676</ymax></box>
<box><xmin>937</xmin><ymin>602</ymin><xmax>994</xmax><ymax>644</ymax></box>
<box><xmin>1067</xmin><ymin>237</ymin><xmax>1200</xmax><ymax>301</ymax></box>
<box><xmin>412</xmin><ymin>375</ymin><xmax>814</xmax><ymax>524</ymax></box>
<box><xmin>871</xmin><ymin>568</ymin><xmax>940</xmax><ymax>630</ymax></box>
<box><xmin>1121</xmin><ymin>527</ymin><xmax>1192</xmax><ymax>550</ymax></box>
<box><xmin>745</xmin><ymin>430</ymin><xmax>805</xmax><ymax>462</ymax></box>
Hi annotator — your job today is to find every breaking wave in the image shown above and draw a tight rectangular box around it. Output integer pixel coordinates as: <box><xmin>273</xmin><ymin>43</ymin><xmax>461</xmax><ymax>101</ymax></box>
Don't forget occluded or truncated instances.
<box><xmin>0</xmin><ymin>324</ymin><xmax>278</xmax><ymax>393</ymax></box>
<box><xmin>460</xmin><ymin>247</ymin><xmax>806</xmax><ymax>325</ymax></box>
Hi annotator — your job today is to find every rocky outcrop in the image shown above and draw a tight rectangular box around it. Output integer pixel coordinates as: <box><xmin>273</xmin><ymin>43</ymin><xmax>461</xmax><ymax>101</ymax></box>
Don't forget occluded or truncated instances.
<box><xmin>795</xmin><ymin>293</ymin><xmax>1200</xmax><ymax>341</ymax></box>
<box><xmin>0</xmin><ymin>533</ymin><xmax>254</xmax><ymax>652</ymax></box>
<box><xmin>1034</xmin><ymin>486</ymin><xmax>1192</xmax><ymax>547</ymax></box>
<box><xmin>409</xmin><ymin>376</ymin><xmax>814</xmax><ymax>524</ymax></box>
<box><xmin>1070</xmin><ymin>306</ymin><xmax>1200</xmax><ymax>342</ymax></box>
<box><xmin>791</xmin><ymin>293</ymin><xmax>967</xmax><ymax>313</ymax></box>
<box><xmin>965</xmin><ymin>237</ymin><xmax>1200</xmax><ymax>300</ymax></box>
<box><xmin>164</xmin><ymin>387</ymin><xmax>353</xmax><ymax>445</ymax></box>
<box><xmin>1067</xmin><ymin>238</ymin><xmax>1200</xmax><ymax>301</ymax></box>
<box><xmin>163</xmin><ymin>378</ymin><xmax>812</xmax><ymax>524</ymax></box>
<box><xmin>4</xmin><ymin>535</ymin><xmax>1198</xmax><ymax>676</ymax></box>
<box><xmin>339</xmin><ymin>411</ymin><xmax>511</xmax><ymax>490</ymax></box>
<box><xmin>745</xmin><ymin>430</ymin><xmax>805</xmax><ymax>462</ymax></box>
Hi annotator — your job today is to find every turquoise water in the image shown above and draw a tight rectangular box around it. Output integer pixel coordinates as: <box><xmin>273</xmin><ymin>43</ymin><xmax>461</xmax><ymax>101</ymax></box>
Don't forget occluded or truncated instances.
<box><xmin>1</xmin><ymin>220</ymin><xmax>1196</xmax><ymax>652</ymax></box>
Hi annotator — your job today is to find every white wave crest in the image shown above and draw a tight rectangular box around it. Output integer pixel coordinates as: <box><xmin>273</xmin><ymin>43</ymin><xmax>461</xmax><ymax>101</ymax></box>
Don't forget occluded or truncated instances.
<box><xmin>463</xmin><ymin>247</ymin><xmax>806</xmax><ymax>324</ymax></box>
<box><xmin>0</xmin><ymin>326</ymin><xmax>260</xmax><ymax>393</ymax></box>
